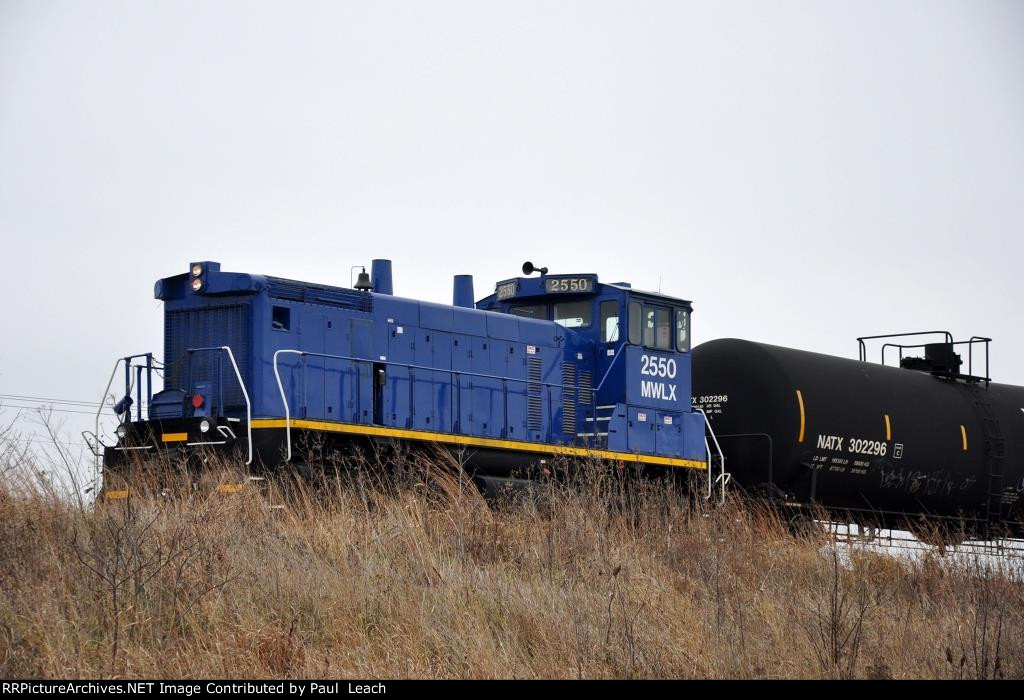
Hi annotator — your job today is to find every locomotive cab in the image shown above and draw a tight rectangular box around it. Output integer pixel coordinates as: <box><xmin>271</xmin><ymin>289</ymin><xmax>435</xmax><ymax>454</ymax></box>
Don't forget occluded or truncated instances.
<box><xmin>477</xmin><ymin>267</ymin><xmax>703</xmax><ymax>461</ymax></box>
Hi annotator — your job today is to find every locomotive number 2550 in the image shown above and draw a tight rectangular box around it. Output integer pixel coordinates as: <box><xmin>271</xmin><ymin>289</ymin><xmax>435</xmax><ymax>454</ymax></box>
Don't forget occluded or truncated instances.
<box><xmin>640</xmin><ymin>354</ymin><xmax>677</xmax><ymax>379</ymax></box>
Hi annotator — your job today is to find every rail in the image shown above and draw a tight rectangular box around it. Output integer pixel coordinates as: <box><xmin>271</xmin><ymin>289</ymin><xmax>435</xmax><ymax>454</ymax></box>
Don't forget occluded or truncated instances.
<box><xmin>822</xmin><ymin>521</ymin><xmax>1024</xmax><ymax>560</ymax></box>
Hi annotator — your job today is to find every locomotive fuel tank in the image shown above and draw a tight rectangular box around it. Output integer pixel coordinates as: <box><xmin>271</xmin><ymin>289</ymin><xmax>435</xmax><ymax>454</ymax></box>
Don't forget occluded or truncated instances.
<box><xmin>692</xmin><ymin>338</ymin><xmax>1024</xmax><ymax>536</ymax></box>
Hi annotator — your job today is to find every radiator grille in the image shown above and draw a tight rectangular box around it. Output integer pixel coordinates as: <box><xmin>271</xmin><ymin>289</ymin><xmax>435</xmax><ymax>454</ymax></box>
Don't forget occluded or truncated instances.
<box><xmin>527</xmin><ymin>357</ymin><xmax>542</xmax><ymax>432</ymax></box>
<box><xmin>164</xmin><ymin>304</ymin><xmax>250</xmax><ymax>410</ymax></box>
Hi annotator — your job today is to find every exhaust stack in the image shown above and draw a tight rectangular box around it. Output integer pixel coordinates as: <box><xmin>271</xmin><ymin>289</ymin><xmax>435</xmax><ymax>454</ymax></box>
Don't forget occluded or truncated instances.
<box><xmin>453</xmin><ymin>275</ymin><xmax>475</xmax><ymax>308</ymax></box>
<box><xmin>371</xmin><ymin>259</ymin><xmax>393</xmax><ymax>295</ymax></box>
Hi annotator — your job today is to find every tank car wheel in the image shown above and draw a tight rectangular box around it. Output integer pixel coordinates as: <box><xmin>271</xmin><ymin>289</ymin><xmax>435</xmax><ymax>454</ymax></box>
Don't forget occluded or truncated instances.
<box><xmin>786</xmin><ymin>511</ymin><xmax>820</xmax><ymax>539</ymax></box>
<box><xmin>904</xmin><ymin>518</ymin><xmax>961</xmax><ymax>551</ymax></box>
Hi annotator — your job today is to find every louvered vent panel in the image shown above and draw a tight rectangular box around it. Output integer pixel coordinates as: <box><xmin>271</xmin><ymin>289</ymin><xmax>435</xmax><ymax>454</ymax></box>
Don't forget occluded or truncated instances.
<box><xmin>562</xmin><ymin>362</ymin><xmax>577</xmax><ymax>434</ymax></box>
<box><xmin>527</xmin><ymin>357</ymin><xmax>543</xmax><ymax>432</ymax></box>
<box><xmin>579</xmin><ymin>370</ymin><xmax>593</xmax><ymax>406</ymax></box>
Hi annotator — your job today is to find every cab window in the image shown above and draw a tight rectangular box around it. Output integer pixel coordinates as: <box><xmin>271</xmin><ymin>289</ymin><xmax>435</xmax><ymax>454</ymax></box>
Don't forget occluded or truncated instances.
<box><xmin>510</xmin><ymin>304</ymin><xmax>546</xmax><ymax>320</ymax></box>
<box><xmin>638</xmin><ymin>303</ymin><xmax>672</xmax><ymax>350</ymax></box>
<box><xmin>628</xmin><ymin>302</ymin><xmax>642</xmax><ymax>344</ymax></box>
<box><xmin>676</xmin><ymin>308</ymin><xmax>691</xmax><ymax>352</ymax></box>
<box><xmin>600</xmin><ymin>300</ymin><xmax>620</xmax><ymax>342</ymax></box>
<box><xmin>553</xmin><ymin>300</ymin><xmax>592</xmax><ymax>328</ymax></box>
<box><xmin>653</xmin><ymin>306</ymin><xmax>672</xmax><ymax>349</ymax></box>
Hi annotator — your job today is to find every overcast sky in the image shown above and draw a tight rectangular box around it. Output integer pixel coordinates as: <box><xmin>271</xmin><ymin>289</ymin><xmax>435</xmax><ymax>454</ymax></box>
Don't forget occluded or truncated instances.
<box><xmin>1</xmin><ymin>1</ymin><xmax>1022</xmax><ymax>458</ymax></box>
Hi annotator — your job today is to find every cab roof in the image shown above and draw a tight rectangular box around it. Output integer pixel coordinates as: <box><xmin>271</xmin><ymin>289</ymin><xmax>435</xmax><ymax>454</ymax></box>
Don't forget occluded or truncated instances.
<box><xmin>478</xmin><ymin>273</ymin><xmax>691</xmax><ymax>308</ymax></box>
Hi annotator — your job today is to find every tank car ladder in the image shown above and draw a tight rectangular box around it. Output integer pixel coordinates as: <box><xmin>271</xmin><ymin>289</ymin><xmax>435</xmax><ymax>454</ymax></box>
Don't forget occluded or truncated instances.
<box><xmin>971</xmin><ymin>396</ymin><xmax>1008</xmax><ymax>530</ymax></box>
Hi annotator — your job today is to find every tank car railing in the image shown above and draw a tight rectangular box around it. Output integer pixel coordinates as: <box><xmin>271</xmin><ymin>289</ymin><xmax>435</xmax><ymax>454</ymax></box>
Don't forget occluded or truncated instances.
<box><xmin>967</xmin><ymin>337</ymin><xmax>993</xmax><ymax>383</ymax></box>
<box><xmin>884</xmin><ymin>338</ymin><xmax>991</xmax><ymax>382</ymax></box>
<box><xmin>857</xmin><ymin>331</ymin><xmax>992</xmax><ymax>383</ymax></box>
<box><xmin>857</xmin><ymin>331</ymin><xmax>953</xmax><ymax>362</ymax></box>
<box><xmin>184</xmin><ymin>346</ymin><xmax>253</xmax><ymax>465</ymax></box>
<box><xmin>273</xmin><ymin>349</ymin><xmax>579</xmax><ymax>463</ymax></box>
<box><xmin>695</xmin><ymin>407</ymin><xmax>729</xmax><ymax>503</ymax></box>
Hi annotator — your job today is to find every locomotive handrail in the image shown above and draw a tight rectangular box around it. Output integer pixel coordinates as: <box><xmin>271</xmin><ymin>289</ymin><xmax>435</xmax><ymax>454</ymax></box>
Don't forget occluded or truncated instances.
<box><xmin>186</xmin><ymin>346</ymin><xmax>252</xmax><ymax>465</ymax></box>
<box><xmin>272</xmin><ymin>348</ymin><xmax>710</xmax><ymax>469</ymax></box>
<box><xmin>273</xmin><ymin>348</ymin><xmax>573</xmax><ymax>462</ymax></box>
<box><xmin>702</xmin><ymin>435</ymin><xmax>713</xmax><ymax>500</ymax></box>
<box><xmin>695</xmin><ymin>407</ymin><xmax>727</xmax><ymax>503</ymax></box>
<box><xmin>93</xmin><ymin>352</ymin><xmax>157</xmax><ymax>492</ymax></box>
<box><xmin>93</xmin><ymin>357</ymin><xmax>123</xmax><ymax>493</ymax></box>
<box><xmin>594</xmin><ymin>343</ymin><xmax>626</xmax><ymax>394</ymax></box>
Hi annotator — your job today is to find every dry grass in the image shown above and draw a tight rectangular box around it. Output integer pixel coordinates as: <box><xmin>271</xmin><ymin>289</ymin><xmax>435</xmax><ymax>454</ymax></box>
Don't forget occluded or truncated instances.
<box><xmin>1</xmin><ymin>452</ymin><xmax>1023</xmax><ymax>679</ymax></box>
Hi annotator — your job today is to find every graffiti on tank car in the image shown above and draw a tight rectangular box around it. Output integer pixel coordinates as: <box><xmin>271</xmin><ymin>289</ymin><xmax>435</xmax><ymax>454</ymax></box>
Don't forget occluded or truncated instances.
<box><xmin>878</xmin><ymin>468</ymin><xmax>977</xmax><ymax>496</ymax></box>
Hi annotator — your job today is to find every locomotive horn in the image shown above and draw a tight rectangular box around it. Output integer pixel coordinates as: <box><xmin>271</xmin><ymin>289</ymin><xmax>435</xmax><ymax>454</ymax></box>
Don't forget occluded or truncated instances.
<box><xmin>522</xmin><ymin>261</ymin><xmax>548</xmax><ymax>276</ymax></box>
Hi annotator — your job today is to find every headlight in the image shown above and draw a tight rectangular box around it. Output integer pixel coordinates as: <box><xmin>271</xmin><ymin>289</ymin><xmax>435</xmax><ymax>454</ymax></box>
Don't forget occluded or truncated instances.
<box><xmin>115</xmin><ymin>425</ymin><xmax>127</xmax><ymax>439</ymax></box>
<box><xmin>191</xmin><ymin>278</ymin><xmax>203</xmax><ymax>292</ymax></box>
<box><xmin>199</xmin><ymin>419</ymin><xmax>211</xmax><ymax>434</ymax></box>
<box><xmin>192</xmin><ymin>263</ymin><xmax>203</xmax><ymax>276</ymax></box>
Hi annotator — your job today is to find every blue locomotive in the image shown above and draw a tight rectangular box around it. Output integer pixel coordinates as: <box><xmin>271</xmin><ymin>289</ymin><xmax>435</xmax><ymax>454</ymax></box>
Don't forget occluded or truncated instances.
<box><xmin>99</xmin><ymin>259</ymin><xmax>710</xmax><ymax>494</ymax></box>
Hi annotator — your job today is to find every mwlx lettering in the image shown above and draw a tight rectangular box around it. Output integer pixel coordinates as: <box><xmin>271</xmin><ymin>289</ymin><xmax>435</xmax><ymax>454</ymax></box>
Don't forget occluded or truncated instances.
<box><xmin>640</xmin><ymin>380</ymin><xmax>677</xmax><ymax>401</ymax></box>
<box><xmin>817</xmin><ymin>434</ymin><xmax>845</xmax><ymax>451</ymax></box>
